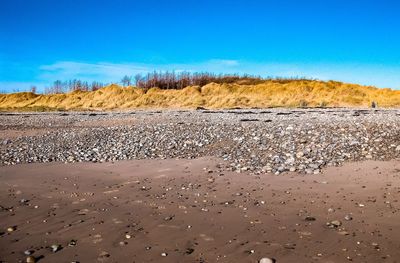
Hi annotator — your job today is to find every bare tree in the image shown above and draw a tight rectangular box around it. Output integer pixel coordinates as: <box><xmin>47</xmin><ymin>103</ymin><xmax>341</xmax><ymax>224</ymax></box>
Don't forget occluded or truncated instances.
<box><xmin>30</xmin><ymin>85</ymin><xmax>37</xmax><ymax>94</ymax></box>
<box><xmin>134</xmin><ymin>74</ymin><xmax>142</xmax><ymax>87</ymax></box>
<box><xmin>131</xmin><ymin>71</ymin><xmax>269</xmax><ymax>90</ymax></box>
<box><xmin>39</xmin><ymin>74</ymin><xmax>310</xmax><ymax>94</ymax></box>
<box><xmin>90</xmin><ymin>81</ymin><xmax>104</xmax><ymax>91</ymax></box>
<box><xmin>121</xmin><ymin>75</ymin><xmax>132</xmax><ymax>87</ymax></box>
<box><xmin>53</xmin><ymin>80</ymin><xmax>63</xmax><ymax>93</ymax></box>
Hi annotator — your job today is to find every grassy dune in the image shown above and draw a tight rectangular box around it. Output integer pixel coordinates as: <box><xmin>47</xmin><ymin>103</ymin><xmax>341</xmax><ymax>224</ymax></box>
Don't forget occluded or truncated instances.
<box><xmin>1</xmin><ymin>80</ymin><xmax>400</xmax><ymax>111</ymax></box>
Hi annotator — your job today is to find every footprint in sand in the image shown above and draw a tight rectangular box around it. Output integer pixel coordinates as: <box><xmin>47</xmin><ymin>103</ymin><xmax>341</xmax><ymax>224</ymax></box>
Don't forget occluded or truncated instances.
<box><xmin>93</xmin><ymin>234</ymin><xmax>103</xmax><ymax>243</ymax></box>
<box><xmin>112</xmin><ymin>218</ymin><xmax>123</xmax><ymax>224</ymax></box>
<box><xmin>199</xmin><ymin>233</ymin><xmax>214</xmax><ymax>241</ymax></box>
<box><xmin>103</xmin><ymin>189</ymin><xmax>119</xmax><ymax>194</ymax></box>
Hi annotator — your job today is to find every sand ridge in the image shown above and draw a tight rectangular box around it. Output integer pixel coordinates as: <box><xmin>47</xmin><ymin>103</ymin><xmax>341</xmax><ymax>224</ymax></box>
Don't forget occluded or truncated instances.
<box><xmin>1</xmin><ymin>80</ymin><xmax>400</xmax><ymax>111</ymax></box>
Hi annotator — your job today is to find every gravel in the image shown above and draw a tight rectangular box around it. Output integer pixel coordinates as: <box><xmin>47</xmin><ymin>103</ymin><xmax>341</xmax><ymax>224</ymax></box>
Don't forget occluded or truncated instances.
<box><xmin>1</xmin><ymin>109</ymin><xmax>399</xmax><ymax>173</ymax></box>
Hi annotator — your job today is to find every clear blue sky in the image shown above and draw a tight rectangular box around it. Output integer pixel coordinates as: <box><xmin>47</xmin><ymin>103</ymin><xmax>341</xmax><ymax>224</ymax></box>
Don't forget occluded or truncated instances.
<box><xmin>1</xmin><ymin>0</ymin><xmax>400</xmax><ymax>92</ymax></box>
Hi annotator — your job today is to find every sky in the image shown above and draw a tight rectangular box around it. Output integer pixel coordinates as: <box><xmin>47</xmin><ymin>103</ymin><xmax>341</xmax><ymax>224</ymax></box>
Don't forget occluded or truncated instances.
<box><xmin>1</xmin><ymin>0</ymin><xmax>400</xmax><ymax>92</ymax></box>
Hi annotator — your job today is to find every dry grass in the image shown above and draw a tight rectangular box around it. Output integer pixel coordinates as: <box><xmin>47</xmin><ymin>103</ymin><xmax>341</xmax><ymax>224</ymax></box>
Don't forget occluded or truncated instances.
<box><xmin>1</xmin><ymin>80</ymin><xmax>400</xmax><ymax>111</ymax></box>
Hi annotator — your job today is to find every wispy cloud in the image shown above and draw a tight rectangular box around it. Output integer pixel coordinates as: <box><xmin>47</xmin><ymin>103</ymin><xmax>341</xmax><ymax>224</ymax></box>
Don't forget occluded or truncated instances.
<box><xmin>39</xmin><ymin>61</ymin><xmax>149</xmax><ymax>83</ymax></box>
<box><xmin>38</xmin><ymin>59</ymin><xmax>244</xmax><ymax>81</ymax></box>
<box><xmin>1</xmin><ymin>59</ymin><xmax>400</xmax><ymax>92</ymax></box>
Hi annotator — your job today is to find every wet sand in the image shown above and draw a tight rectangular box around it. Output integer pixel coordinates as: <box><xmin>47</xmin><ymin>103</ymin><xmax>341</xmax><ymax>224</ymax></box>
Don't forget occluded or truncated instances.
<box><xmin>1</xmin><ymin>158</ymin><xmax>400</xmax><ymax>262</ymax></box>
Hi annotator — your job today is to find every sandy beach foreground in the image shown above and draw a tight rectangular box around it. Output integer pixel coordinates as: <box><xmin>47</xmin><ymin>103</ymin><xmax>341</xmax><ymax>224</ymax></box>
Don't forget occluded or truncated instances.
<box><xmin>1</xmin><ymin>158</ymin><xmax>400</xmax><ymax>263</ymax></box>
<box><xmin>1</xmin><ymin>109</ymin><xmax>399</xmax><ymax>262</ymax></box>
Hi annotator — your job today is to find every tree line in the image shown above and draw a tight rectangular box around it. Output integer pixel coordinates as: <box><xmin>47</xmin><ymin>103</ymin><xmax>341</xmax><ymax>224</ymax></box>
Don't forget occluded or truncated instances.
<box><xmin>129</xmin><ymin>72</ymin><xmax>266</xmax><ymax>90</ymax></box>
<box><xmin>44</xmin><ymin>80</ymin><xmax>107</xmax><ymax>94</ymax></box>
<box><xmin>43</xmin><ymin>72</ymin><xmax>311</xmax><ymax>94</ymax></box>
<box><xmin>128</xmin><ymin>72</ymin><xmax>312</xmax><ymax>90</ymax></box>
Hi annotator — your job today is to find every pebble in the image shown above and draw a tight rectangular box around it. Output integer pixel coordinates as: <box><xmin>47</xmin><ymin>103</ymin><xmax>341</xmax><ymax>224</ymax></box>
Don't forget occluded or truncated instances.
<box><xmin>304</xmin><ymin>216</ymin><xmax>316</xmax><ymax>221</ymax></box>
<box><xmin>185</xmin><ymin>248</ymin><xmax>195</xmax><ymax>254</ymax></box>
<box><xmin>344</xmin><ymin>214</ymin><xmax>353</xmax><ymax>221</ymax></box>
<box><xmin>327</xmin><ymin>220</ymin><xmax>342</xmax><ymax>228</ymax></box>
<box><xmin>50</xmin><ymin>244</ymin><xmax>61</xmax><ymax>252</ymax></box>
<box><xmin>7</xmin><ymin>226</ymin><xmax>16</xmax><ymax>232</ymax></box>
<box><xmin>69</xmin><ymin>239</ymin><xmax>77</xmax><ymax>246</ymax></box>
<box><xmin>284</xmin><ymin>243</ymin><xmax>296</xmax><ymax>249</ymax></box>
<box><xmin>259</xmin><ymin>258</ymin><xmax>275</xmax><ymax>263</ymax></box>
<box><xmin>371</xmin><ymin>242</ymin><xmax>380</xmax><ymax>249</ymax></box>
<box><xmin>338</xmin><ymin>231</ymin><xmax>349</xmax><ymax>236</ymax></box>
<box><xmin>1</xmin><ymin>110</ymin><xmax>399</xmax><ymax>175</ymax></box>
<box><xmin>20</xmin><ymin>199</ymin><xmax>29</xmax><ymax>204</ymax></box>
<box><xmin>1</xmin><ymin>110</ymin><xmax>399</xmax><ymax>263</ymax></box>
<box><xmin>164</xmin><ymin>216</ymin><xmax>174</xmax><ymax>221</ymax></box>
<box><xmin>98</xmin><ymin>251</ymin><xmax>110</xmax><ymax>259</ymax></box>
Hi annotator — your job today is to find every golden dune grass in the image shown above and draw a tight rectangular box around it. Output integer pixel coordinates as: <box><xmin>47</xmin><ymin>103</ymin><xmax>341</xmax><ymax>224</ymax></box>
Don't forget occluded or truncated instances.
<box><xmin>1</xmin><ymin>80</ymin><xmax>399</xmax><ymax>111</ymax></box>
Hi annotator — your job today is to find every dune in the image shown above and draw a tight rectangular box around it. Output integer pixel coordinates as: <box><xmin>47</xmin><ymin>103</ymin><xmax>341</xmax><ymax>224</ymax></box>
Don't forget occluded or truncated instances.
<box><xmin>1</xmin><ymin>80</ymin><xmax>400</xmax><ymax>111</ymax></box>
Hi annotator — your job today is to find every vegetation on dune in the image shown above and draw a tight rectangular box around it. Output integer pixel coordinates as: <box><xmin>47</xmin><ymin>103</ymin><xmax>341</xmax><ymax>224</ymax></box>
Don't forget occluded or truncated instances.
<box><xmin>1</xmin><ymin>73</ymin><xmax>400</xmax><ymax>110</ymax></box>
<box><xmin>37</xmin><ymin>72</ymin><xmax>307</xmax><ymax>94</ymax></box>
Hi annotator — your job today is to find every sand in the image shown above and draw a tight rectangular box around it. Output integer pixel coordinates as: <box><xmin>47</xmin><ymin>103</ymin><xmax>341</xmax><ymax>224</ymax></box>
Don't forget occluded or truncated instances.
<box><xmin>1</xmin><ymin>158</ymin><xmax>400</xmax><ymax>262</ymax></box>
<box><xmin>1</xmin><ymin>81</ymin><xmax>400</xmax><ymax>111</ymax></box>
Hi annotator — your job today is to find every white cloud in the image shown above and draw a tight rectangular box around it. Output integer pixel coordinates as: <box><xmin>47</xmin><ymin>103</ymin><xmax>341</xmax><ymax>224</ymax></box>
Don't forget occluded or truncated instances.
<box><xmin>36</xmin><ymin>60</ymin><xmax>245</xmax><ymax>85</ymax></box>
<box><xmin>39</xmin><ymin>61</ymin><xmax>149</xmax><ymax>83</ymax></box>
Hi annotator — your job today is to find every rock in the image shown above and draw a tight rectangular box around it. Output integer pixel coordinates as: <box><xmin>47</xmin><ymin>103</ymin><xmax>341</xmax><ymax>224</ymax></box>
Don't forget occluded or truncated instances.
<box><xmin>304</xmin><ymin>216</ymin><xmax>316</xmax><ymax>221</ymax></box>
<box><xmin>161</xmin><ymin>252</ymin><xmax>168</xmax><ymax>257</ymax></box>
<box><xmin>185</xmin><ymin>248</ymin><xmax>195</xmax><ymax>254</ymax></box>
<box><xmin>68</xmin><ymin>239</ymin><xmax>77</xmax><ymax>246</ymax></box>
<box><xmin>284</xmin><ymin>243</ymin><xmax>296</xmax><ymax>249</ymax></box>
<box><xmin>259</xmin><ymin>257</ymin><xmax>275</xmax><ymax>263</ymax></box>
<box><xmin>327</xmin><ymin>220</ymin><xmax>342</xmax><ymax>228</ymax></box>
<box><xmin>305</xmin><ymin>168</ymin><xmax>313</xmax><ymax>174</ymax></box>
<box><xmin>50</xmin><ymin>244</ymin><xmax>61</xmax><ymax>252</ymax></box>
<box><xmin>98</xmin><ymin>251</ymin><xmax>110</xmax><ymax>260</ymax></box>
<box><xmin>164</xmin><ymin>216</ymin><xmax>174</xmax><ymax>221</ymax></box>
<box><xmin>1</xmin><ymin>110</ymin><xmax>399</xmax><ymax>177</ymax></box>
<box><xmin>338</xmin><ymin>231</ymin><xmax>349</xmax><ymax>236</ymax></box>
<box><xmin>20</xmin><ymin>199</ymin><xmax>29</xmax><ymax>204</ymax></box>
<box><xmin>24</xmin><ymin>250</ymin><xmax>33</xmax><ymax>255</ymax></box>
<box><xmin>26</xmin><ymin>256</ymin><xmax>36</xmax><ymax>263</ymax></box>
<box><xmin>7</xmin><ymin>226</ymin><xmax>16</xmax><ymax>232</ymax></box>
<box><xmin>371</xmin><ymin>242</ymin><xmax>379</xmax><ymax>249</ymax></box>
<box><xmin>344</xmin><ymin>214</ymin><xmax>353</xmax><ymax>221</ymax></box>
